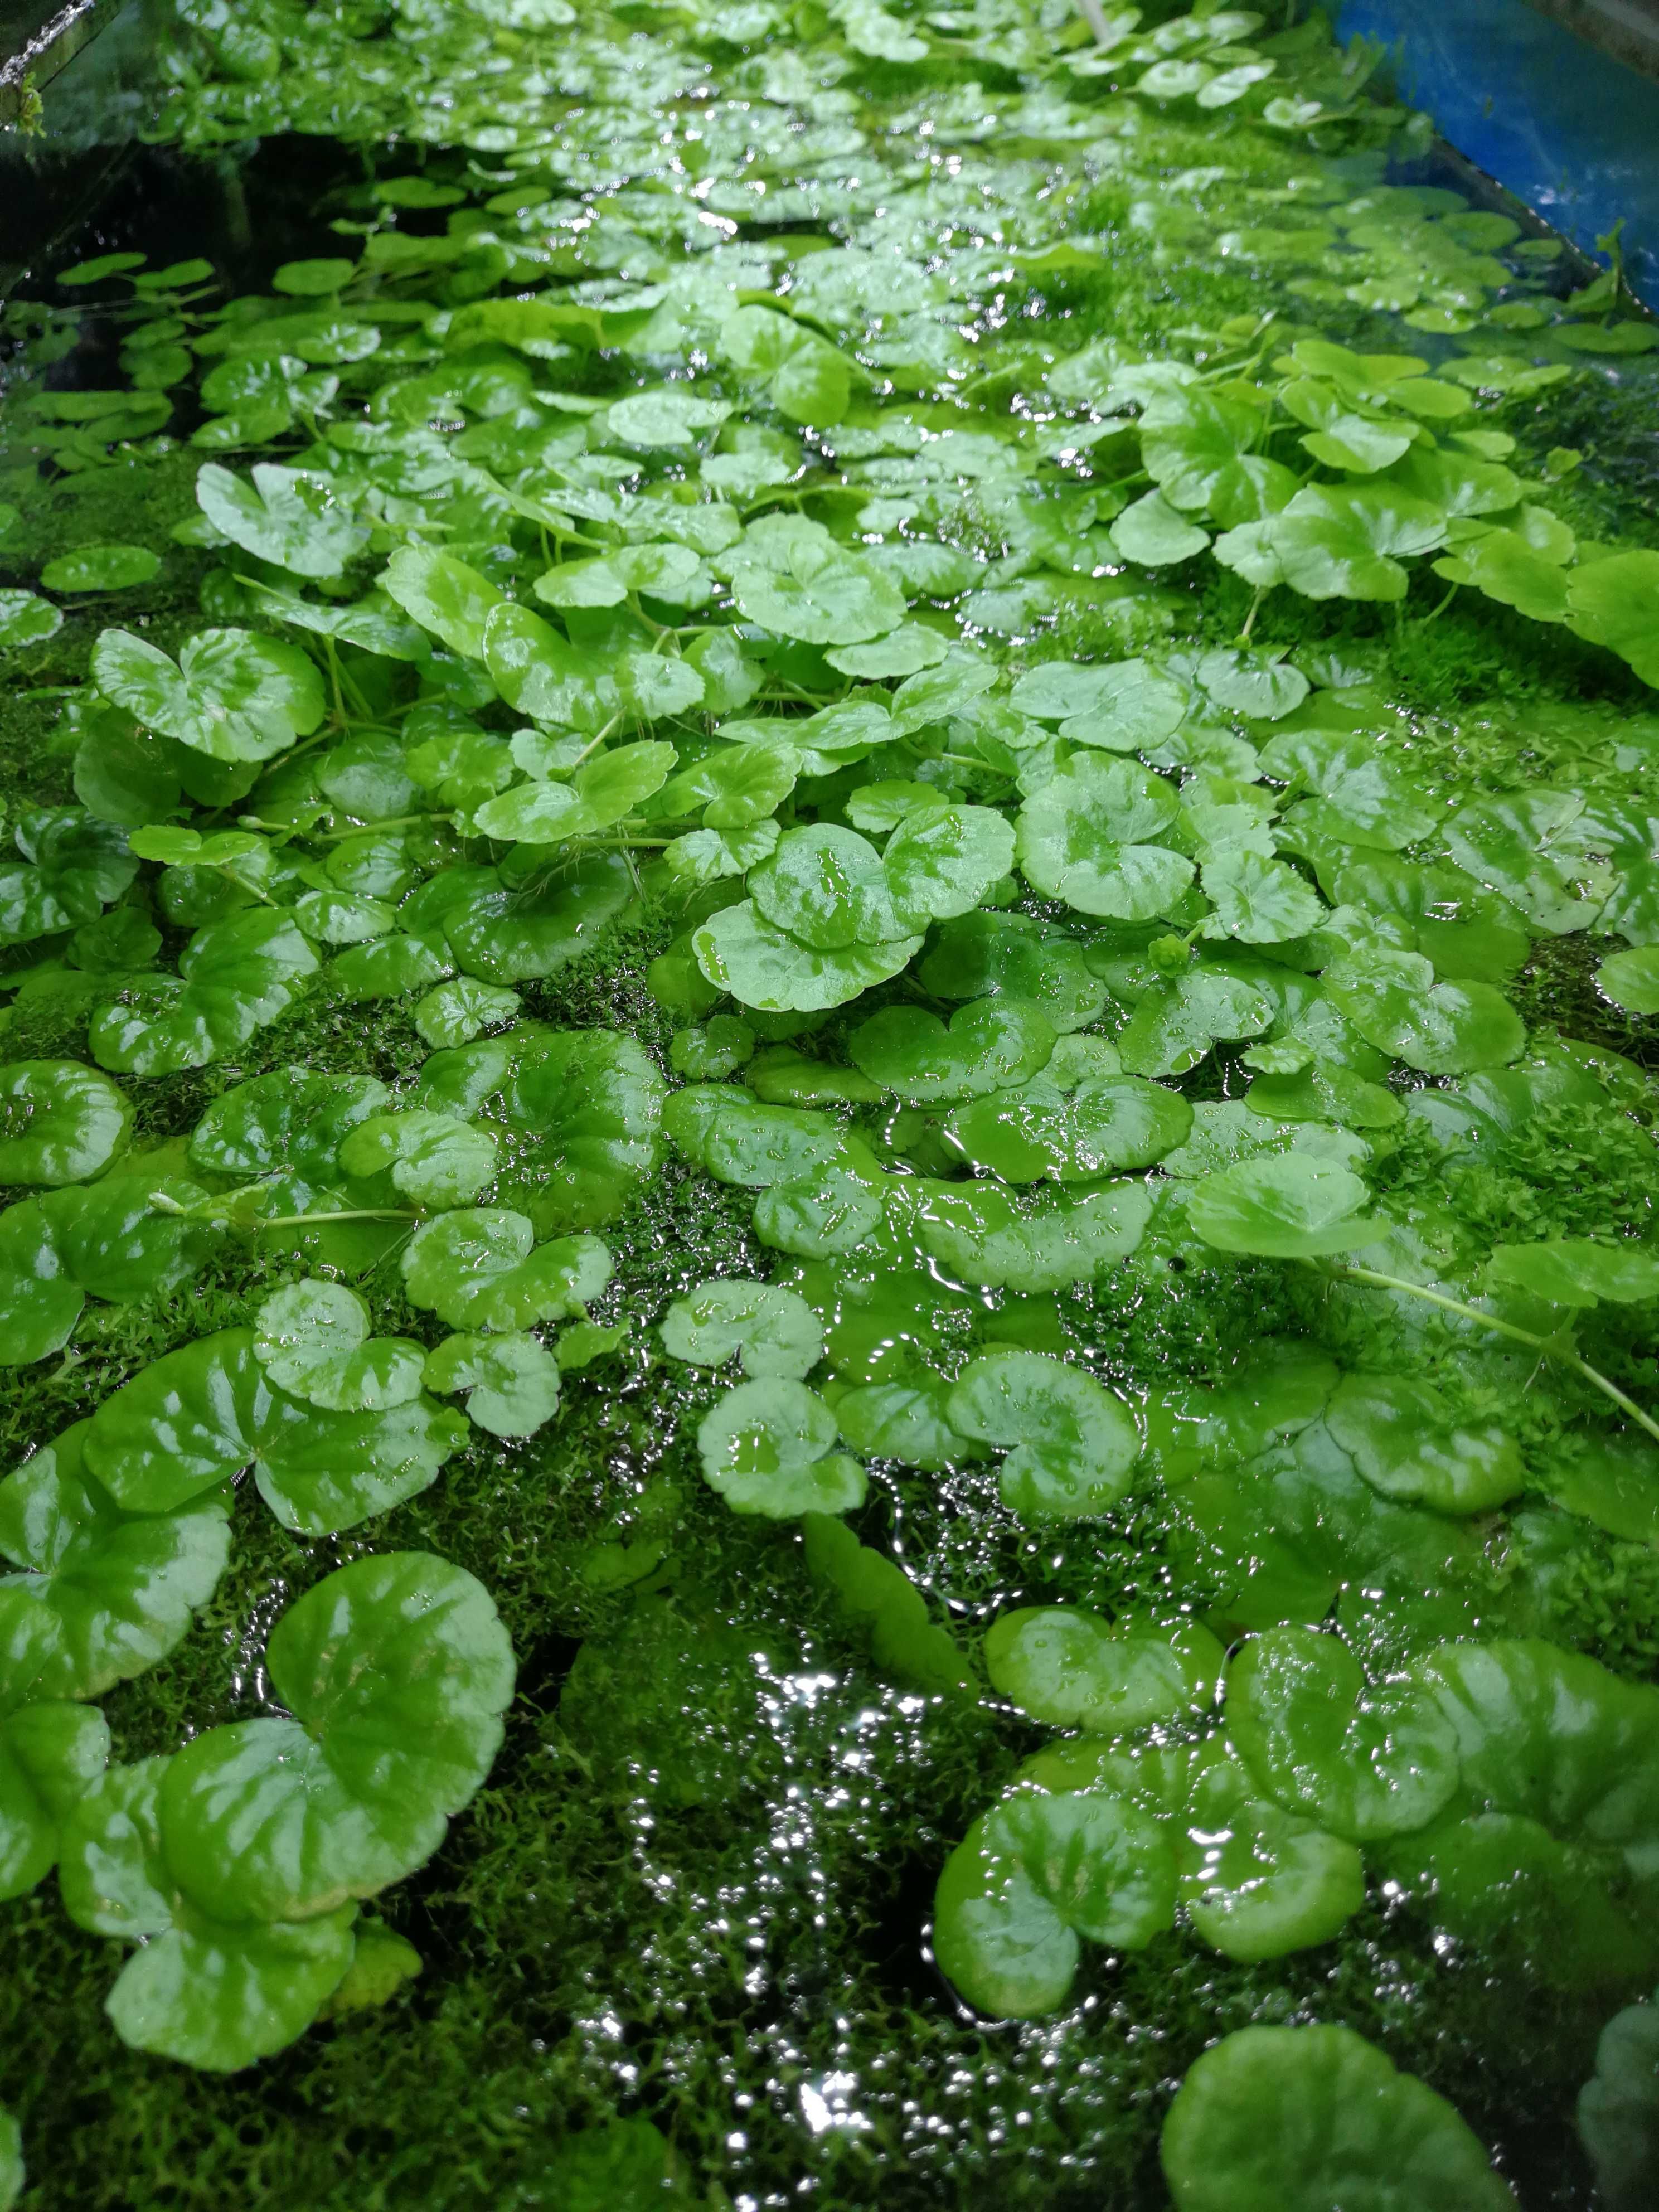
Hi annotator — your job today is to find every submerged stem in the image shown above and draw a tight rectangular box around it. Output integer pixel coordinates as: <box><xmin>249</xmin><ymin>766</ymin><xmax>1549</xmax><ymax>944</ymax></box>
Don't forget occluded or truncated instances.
<box><xmin>1327</xmin><ymin>1263</ymin><xmax>1659</xmax><ymax>1450</ymax></box>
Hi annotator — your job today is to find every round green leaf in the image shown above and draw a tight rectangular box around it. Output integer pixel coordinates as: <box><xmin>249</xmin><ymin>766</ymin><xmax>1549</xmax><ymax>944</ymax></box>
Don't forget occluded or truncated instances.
<box><xmin>1598</xmin><ymin>945</ymin><xmax>1659</xmax><ymax>1016</ymax></box>
<box><xmin>849</xmin><ymin>998</ymin><xmax>1057</xmax><ymax>1104</ymax></box>
<box><xmin>885</xmin><ymin>804</ymin><xmax>1015</xmax><ymax>928</ymax></box>
<box><xmin>985</xmin><ymin>1607</ymin><xmax>1223</xmax><ymax>1731</ymax></box>
<box><xmin>944</xmin><ymin>1074</ymin><xmax>1191</xmax><ymax>1182</ymax></box>
<box><xmin>1186</xmin><ymin>1156</ymin><xmax>1376</xmax><ymax>1258</ymax></box>
<box><xmin>1327</xmin><ymin>949</ymin><xmax>1525</xmax><ymax>1074</ymax></box>
<box><xmin>1565</xmin><ymin>550</ymin><xmax>1659</xmax><ymax>689</ymax></box>
<box><xmin>337</xmin><ymin>1110</ymin><xmax>498</xmax><ymax>1209</ymax></box>
<box><xmin>91</xmin><ymin>628</ymin><xmax>325</xmax><ymax>763</ymax></box>
<box><xmin>1161</xmin><ymin>2024</ymin><xmax>1515</xmax><ymax>2212</ymax></box>
<box><xmin>1178</xmin><ymin>1740</ymin><xmax>1366</xmax><ymax>1962</ymax></box>
<box><xmin>157</xmin><ymin>1551</ymin><xmax>515</xmax><ymax>1922</ymax></box>
<box><xmin>413</xmin><ymin>978</ymin><xmax>521</xmax><ymax>1049</ymax></box>
<box><xmin>40</xmin><ymin>545</ymin><xmax>160</xmax><ymax>592</ymax></box>
<box><xmin>0</xmin><ymin>1200</ymin><xmax>80</xmax><ymax>1366</ymax></box>
<box><xmin>0</xmin><ymin>1060</ymin><xmax>130</xmax><ymax>1186</ymax></box>
<box><xmin>0</xmin><ymin>1700</ymin><xmax>110</xmax><ymax>1901</ymax></box>
<box><xmin>1487</xmin><ymin>1239</ymin><xmax>1659</xmax><ymax>1308</ymax></box>
<box><xmin>1196</xmin><ymin>649</ymin><xmax>1309</xmax><ymax>721</ymax></box>
<box><xmin>1016</xmin><ymin>755</ymin><xmax>1194</xmax><ymax>920</ymax></box>
<box><xmin>110</xmin><ymin>1899</ymin><xmax>360</xmax><ymax>2074</ymax></box>
<box><xmin>253</xmin><ymin>1390</ymin><xmax>467</xmax><ymax>1535</ymax></box>
<box><xmin>946</xmin><ymin>1351</ymin><xmax>1140</xmax><ymax>1520</ymax></box>
<box><xmin>696</xmin><ymin>1378</ymin><xmax>865</xmax><ymax>1517</ymax></box>
<box><xmin>1578</xmin><ymin>1987</ymin><xmax>1659</xmax><ymax>2212</ymax></box>
<box><xmin>914</xmin><ymin>1178</ymin><xmax>1152</xmax><ymax>1292</ymax></box>
<box><xmin>84</xmin><ymin>1327</ymin><xmax>264</xmax><ymax>1511</ymax></box>
<box><xmin>196</xmin><ymin>463</ymin><xmax>366</xmax><ymax>578</ymax></box>
<box><xmin>1227</xmin><ymin>1626</ymin><xmax>1461</xmax><ymax>1841</ymax></box>
<box><xmin>60</xmin><ymin>1755</ymin><xmax>359</xmax><ymax>2069</ymax></box>
<box><xmin>401</xmin><ymin>1209</ymin><xmax>611</xmax><ymax>1331</ymax></box>
<box><xmin>727</xmin><ymin>530</ymin><xmax>904</xmax><ymax>646</ymax></box>
<box><xmin>380</xmin><ymin>546</ymin><xmax>504</xmax><ymax>658</ymax></box>
<box><xmin>1201</xmin><ymin>850</ymin><xmax>1325</xmax><ymax>944</ymax></box>
<box><xmin>253</xmin><ymin>1279</ymin><xmax>426</xmax><ymax>1411</ymax></box>
<box><xmin>661</xmin><ymin>1278</ymin><xmax>823</xmax><ymax>1380</ymax></box>
<box><xmin>693</xmin><ymin>899</ymin><xmax>921</xmax><ymax>1013</ymax></box>
<box><xmin>1326</xmin><ymin>1374</ymin><xmax>1522</xmax><ymax>1512</ymax></box>
<box><xmin>89</xmin><ymin>911</ymin><xmax>320</xmax><ymax>1077</ymax></box>
<box><xmin>423</xmin><ymin>1331</ymin><xmax>562</xmax><ymax>1438</ymax></box>
<box><xmin>1010</xmin><ymin>658</ymin><xmax>1187</xmax><ymax>750</ymax></box>
<box><xmin>188</xmin><ymin>1065</ymin><xmax>389</xmax><ymax>1211</ymax></box>
<box><xmin>934</xmin><ymin>1789</ymin><xmax>1176</xmax><ymax>2018</ymax></box>
<box><xmin>414</xmin><ymin>1025</ymin><xmax>663</xmax><ymax>1235</ymax></box>
<box><xmin>0</xmin><ymin>1420</ymin><xmax>231</xmax><ymax>1705</ymax></box>
<box><xmin>0</xmin><ymin>591</ymin><xmax>63</xmax><ymax>649</ymax></box>
<box><xmin>749</xmin><ymin>824</ymin><xmax>895</xmax><ymax>951</ymax></box>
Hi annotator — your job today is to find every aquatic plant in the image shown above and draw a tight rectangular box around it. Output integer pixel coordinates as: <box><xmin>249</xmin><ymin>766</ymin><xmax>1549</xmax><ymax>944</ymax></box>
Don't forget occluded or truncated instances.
<box><xmin>2</xmin><ymin>0</ymin><xmax>1658</xmax><ymax>2198</ymax></box>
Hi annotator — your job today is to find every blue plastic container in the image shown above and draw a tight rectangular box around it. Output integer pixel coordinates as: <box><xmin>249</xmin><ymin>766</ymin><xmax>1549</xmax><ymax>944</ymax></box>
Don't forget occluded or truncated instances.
<box><xmin>1336</xmin><ymin>0</ymin><xmax>1659</xmax><ymax>307</ymax></box>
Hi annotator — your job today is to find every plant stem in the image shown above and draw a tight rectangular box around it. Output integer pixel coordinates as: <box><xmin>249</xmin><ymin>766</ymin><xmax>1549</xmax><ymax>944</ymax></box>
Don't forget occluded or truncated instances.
<box><xmin>1327</xmin><ymin>1263</ymin><xmax>1659</xmax><ymax>1449</ymax></box>
<box><xmin>258</xmin><ymin>1208</ymin><xmax>420</xmax><ymax>1228</ymax></box>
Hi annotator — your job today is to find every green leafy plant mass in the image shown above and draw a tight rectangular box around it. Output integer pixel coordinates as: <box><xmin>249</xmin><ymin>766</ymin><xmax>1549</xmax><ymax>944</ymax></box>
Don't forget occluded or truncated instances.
<box><xmin>2</xmin><ymin>0</ymin><xmax>1658</xmax><ymax>2204</ymax></box>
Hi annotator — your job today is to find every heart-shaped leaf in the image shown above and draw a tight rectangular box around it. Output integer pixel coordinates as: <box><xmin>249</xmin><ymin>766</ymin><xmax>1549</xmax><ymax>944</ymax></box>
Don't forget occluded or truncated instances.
<box><xmin>0</xmin><ymin>1420</ymin><xmax>230</xmax><ymax>1706</ymax></box>
<box><xmin>401</xmin><ymin>1209</ymin><xmax>611</xmax><ymax>1330</ymax></box>
<box><xmin>154</xmin><ymin>1551</ymin><xmax>515</xmax><ymax>1922</ymax></box>
<box><xmin>696</xmin><ymin>1378</ymin><xmax>865</xmax><ymax>1517</ymax></box>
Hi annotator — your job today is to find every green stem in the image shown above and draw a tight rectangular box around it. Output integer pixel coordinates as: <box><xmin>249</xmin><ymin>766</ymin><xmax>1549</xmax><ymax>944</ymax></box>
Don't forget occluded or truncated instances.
<box><xmin>1328</xmin><ymin>1264</ymin><xmax>1659</xmax><ymax>1450</ymax></box>
<box><xmin>258</xmin><ymin>1208</ymin><xmax>420</xmax><ymax>1228</ymax></box>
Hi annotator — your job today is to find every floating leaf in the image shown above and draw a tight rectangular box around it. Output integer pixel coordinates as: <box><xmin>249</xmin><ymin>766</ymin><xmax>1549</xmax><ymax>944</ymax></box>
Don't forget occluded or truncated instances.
<box><xmin>947</xmin><ymin>1351</ymin><xmax>1141</xmax><ymax>1519</ymax></box>
<box><xmin>1187</xmin><ymin>1156</ymin><xmax>1376</xmax><ymax>1259</ymax></box>
<box><xmin>1486</xmin><ymin>1239</ymin><xmax>1659</xmax><ymax>1308</ymax></box>
<box><xmin>696</xmin><ymin>1379</ymin><xmax>865</xmax><ymax>1518</ymax></box>
<box><xmin>59</xmin><ymin>1757</ymin><xmax>360</xmax><ymax>2073</ymax></box>
<box><xmin>0</xmin><ymin>1422</ymin><xmax>231</xmax><ymax>1705</ymax></box>
<box><xmin>252</xmin><ymin>1279</ymin><xmax>426</xmax><ymax>1412</ymax></box>
<box><xmin>401</xmin><ymin>1209</ymin><xmax>611</xmax><ymax>1331</ymax></box>
<box><xmin>1016</xmin><ymin>755</ymin><xmax>1192</xmax><ymax>920</ymax></box>
<box><xmin>693</xmin><ymin>899</ymin><xmax>920</xmax><ymax>1013</ymax></box>
<box><xmin>337</xmin><ymin>1110</ymin><xmax>498</xmax><ymax>1209</ymax></box>
<box><xmin>1227</xmin><ymin>1627</ymin><xmax>1460</xmax><ymax>1841</ymax></box>
<box><xmin>154</xmin><ymin>1553</ymin><xmax>515</xmax><ymax>1923</ymax></box>
<box><xmin>0</xmin><ymin>591</ymin><xmax>63</xmax><ymax>648</ymax></box>
<box><xmin>380</xmin><ymin>546</ymin><xmax>504</xmax><ymax>658</ymax></box>
<box><xmin>661</xmin><ymin>1279</ymin><xmax>823</xmax><ymax>1381</ymax></box>
<box><xmin>40</xmin><ymin>545</ymin><xmax>159</xmax><ymax>593</ymax></box>
<box><xmin>986</xmin><ymin>1608</ymin><xmax>1223</xmax><ymax>1732</ymax></box>
<box><xmin>1578</xmin><ymin>1988</ymin><xmax>1659</xmax><ymax>2212</ymax></box>
<box><xmin>1326</xmin><ymin>1374</ymin><xmax>1522</xmax><ymax>1513</ymax></box>
<box><xmin>0</xmin><ymin>1061</ymin><xmax>129</xmax><ymax>1187</ymax></box>
<box><xmin>1326</xmin><ymin>948</ymin><xmax>1525</xmax><ymax>1074</ymax></box>
<box><xmin>89</xmin><ymin>911</ymin><xmax>319</xmax><ymax>1076</ymax></box>
<box><xmin>934</xmin><ymin>1789</ymin><xmax>1175</xmax><ymax>2017</ymax></box>
<box><xmin>914</xmin><ymin>1179</ymin><xmax>1153</xmax><ymax>1292</ymax></box>
<box><xmin>424</xmin><ymin>1331</ymin><xmax>562</xmax><ymax>1437</ymax></box>
<box><xmin>944</xmin><ymin>1075</ymin><xmax>1191</xmax><ymax>1182</ymax></box>
<box><xmin>1161</xmin><ymin>2024</ymin><xmax>1514</xmax><ymax>2212</ymax></box>
<box><xmin>196</xmin><ymin>463</ymin><xmax>367</xmax><ymax>578</ymax></box>
<box><xmin>849</xmin><ymin>999</ymin><xmax>1056</xmax><ymax>1104</ymax></box>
